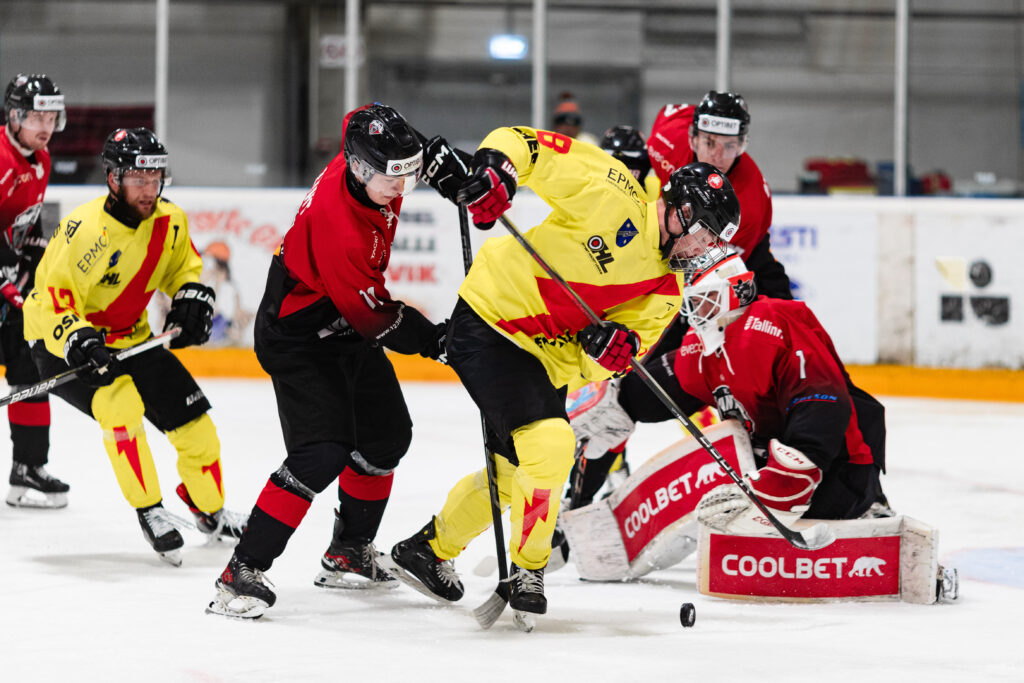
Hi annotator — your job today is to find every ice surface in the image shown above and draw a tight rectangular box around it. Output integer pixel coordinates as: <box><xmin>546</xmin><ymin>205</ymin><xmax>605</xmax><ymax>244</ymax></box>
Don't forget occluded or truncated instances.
<box><xmin>2</xmin><ymin>379</ymin><xmax>1022</xmax><ymax>681</ymax></box>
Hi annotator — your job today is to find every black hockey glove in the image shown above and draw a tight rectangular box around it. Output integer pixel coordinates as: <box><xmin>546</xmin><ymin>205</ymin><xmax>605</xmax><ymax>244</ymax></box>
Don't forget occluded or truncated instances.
<box><xmin>421</xmin><ymin>136</ymin><xmax>472</xmax><ymax>204</ymax></box>
<box><xmin>578</xmin><ymin>321</ymin><xmax>639</xmax><ymax>375</ymax></box>
<box><xmin>164</xmin><ymin>282</ymin><xmax>215</xmax><ymax>349</ymax></box>
<box><xmin>455</xmin><ymin>148</ymin><xmax>517</xmax><ymax>230</ymax></box>
<box><xmin>419</xmin><ymin>320</ymin><xmax>449</xmax><ymax>364</ymax></box>
<box><xmin>64</xmin><ymin>327</ymin><xmax>119</xmax><ymax>387</ymax></box>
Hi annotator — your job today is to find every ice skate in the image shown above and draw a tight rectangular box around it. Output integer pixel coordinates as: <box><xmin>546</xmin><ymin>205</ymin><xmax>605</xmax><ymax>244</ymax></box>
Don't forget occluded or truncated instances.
<box><xmin>207</xmin><ymin>553</ymin><xmax>276</xmax><ymax>620</ymax></box>
<box><xmin>389</xmin><ymin>519</ymin><xmax>464</xmax><ymax>602</ymax></box>
<box><xmin>314</xmin><ymin>541</ymin><xmax>397</xmax><ymax>590</ymax></box>
<box><xmin>861</xmin><ymin>490</ymin><xmax>896</xmax><ymax>519</ymax></box>
<box><xmin>6</xmin><ymin>463</ymin><xmax>69</xmax><ymax>509</ymax></box>
<box><xmin>547</xmin><ymin>519</ymin><xmax>570</xmax><ymax>573</ymax></box>
<box><xmin>175</xmin><ymin>483</ymin><xmax>247</xmax><ymax>542</ymax></box>
<box><xmin>136</xmin><ymin>502</ymin><xmax>185</xmax><ymax>567</ymax></box>
<box><xmin>509</xmin><ymin>563</ymin><xmax>547</xmax><ymax>616</ymax></box>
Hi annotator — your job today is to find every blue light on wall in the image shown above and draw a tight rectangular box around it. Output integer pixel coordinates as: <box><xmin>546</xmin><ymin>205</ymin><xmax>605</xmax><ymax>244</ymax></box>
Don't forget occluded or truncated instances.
<box><xmin>489</xmin><ymin>34</ymin><xmax>528</xmax><ymax>60</ymax></box>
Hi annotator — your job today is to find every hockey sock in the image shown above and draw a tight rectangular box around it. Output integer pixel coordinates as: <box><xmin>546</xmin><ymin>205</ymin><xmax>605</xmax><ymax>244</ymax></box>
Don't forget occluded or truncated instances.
<box><xmin>335</xmin><ymin>467</ymin><xmax>393</xmax><ymax>543</ymax></box>
<box><xmin>235</xmin><ymin>466</ymin><xmax>315</xmax><ymax>570</ymax></box>
<box><xmin>8</xmin><ymin>391</ymin><xmax>50</xmax><ymax>467</ymax></box>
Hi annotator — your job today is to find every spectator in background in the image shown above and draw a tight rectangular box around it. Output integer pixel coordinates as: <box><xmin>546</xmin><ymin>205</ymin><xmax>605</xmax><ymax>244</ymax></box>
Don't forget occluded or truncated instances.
<box><xmin>552</xmin><ymin>92</ymin><xmax>599</xmax><ymax>145</ymax></box>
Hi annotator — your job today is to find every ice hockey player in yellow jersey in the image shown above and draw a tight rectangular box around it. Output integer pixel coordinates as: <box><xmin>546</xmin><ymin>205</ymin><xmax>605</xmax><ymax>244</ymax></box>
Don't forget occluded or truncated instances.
<box><xmin>23</xmin><ymin>127</ymin><xmax>247</xmax><ymax>566</ymax></box>
<box><xmin>390</xmin><ymin>125</ymin><xmax>741</xmax><ymax>622</ymax></box>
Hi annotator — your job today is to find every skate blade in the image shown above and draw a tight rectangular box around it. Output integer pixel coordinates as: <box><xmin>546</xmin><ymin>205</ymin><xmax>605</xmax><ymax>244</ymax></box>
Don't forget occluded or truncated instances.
<box><xmin>513</xmin><ymin>610</ymin><xmax>536</xmax><ymax>633</ymax></box>
<box><xmin>938</xmin><ymin>566</ymin><xmax>959</xmax><ymax>602</ymax></box>
<box><xmin>378</xmin><ymin>556</ymin><xmax>455</xmax><ymax>604</ymax></box>
<box><xmin>205</xmin><ymin>590</ymin><xmax>268</xmax><ymax>620</ymax></box>
<box><xmin>6</xmin><ymin>486</ymin><xmax>68</xmax><ymax>509</ymax></box>
<box><xmin>313</xmin><ymin>568</ymin><xmax>399</xmax><ymax>590</ymax></box>
<box><xmin>157</xmin><ymin>549</ymin><xmax>183</xmax><ymax>567</ymax></box>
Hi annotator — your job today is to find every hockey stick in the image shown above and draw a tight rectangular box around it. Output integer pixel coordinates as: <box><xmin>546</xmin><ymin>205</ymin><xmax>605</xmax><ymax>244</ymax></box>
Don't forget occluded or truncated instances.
<box><xmin>496</xmin><ymin>213</ymin><xmax>836</xmax><ymax>551</ymax></box>
<box><xmin>455</xmin><ymin>205</ymin><xmax>512</xmax><ymax>628</ymax></box>
<box><xmin>0</xmin><ymin>328</ymin><xmax>181</xmax><ymax>409</ymax></box>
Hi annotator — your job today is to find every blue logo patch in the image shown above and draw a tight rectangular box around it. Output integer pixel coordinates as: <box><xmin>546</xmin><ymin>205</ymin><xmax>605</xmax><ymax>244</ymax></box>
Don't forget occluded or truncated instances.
<box><xmin>616</xmin><ymin>219</ymin><xmax>639</xmax><ymax>247</ymax></box>
<box><xmin>108</xmin><ymin>250</ymin><xmax>121</xmax><ymax>268</ymax></box>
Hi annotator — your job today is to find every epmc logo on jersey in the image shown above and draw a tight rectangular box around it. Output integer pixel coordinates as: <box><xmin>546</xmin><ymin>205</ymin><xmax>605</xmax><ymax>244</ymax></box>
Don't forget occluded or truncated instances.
<box><xmin>702</xmin><ymin>533</ymin><xmax>901</xmax><ymax>599</ymax></box>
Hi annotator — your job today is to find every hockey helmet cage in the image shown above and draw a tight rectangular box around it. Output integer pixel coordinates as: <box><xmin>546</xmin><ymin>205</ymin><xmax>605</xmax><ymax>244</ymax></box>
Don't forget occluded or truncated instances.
<box><xmin>682</xmin><ymin>251</ymin><xmax>756</xmax><ymax>355</ymax></box>
<box><xmin>4</xmin><ymin>74</ymin><xmax>66</xmax><ymax>132</ymax></box>
<box><xmin>693</xmin><ymin>91</ymin><xmax>750</xmax><ymax>138</ymax></box>
<box><xmin>660</xmin><ymin>162</ymin><xmax>740</xmax><ymax>274</ymax></box>
<box><xmin>344</xmin><ymin>103</ymin><xmax>423</xmax><ymax>194</ymax></box>
<box><xmin>600</xmin><ymin>125</ymin><xmax>651</xmax><ymax>180</ymax></box>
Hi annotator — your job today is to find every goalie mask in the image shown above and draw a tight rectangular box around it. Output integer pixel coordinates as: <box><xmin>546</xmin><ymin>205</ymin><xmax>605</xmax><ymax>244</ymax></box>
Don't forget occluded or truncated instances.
<box><xmin>682</xmin><ymin>252</ymin><xmax>756</xmax><ymax>355</ymax></box>
<box><xmin>660</xmin><ymin>162</ymin><xmax>740</xmax><ymax>276</ymax></box>
<box><xmin>344</xmin><ymin>103</ymin><xmax>423</xmax><ymax>197</ymax></box>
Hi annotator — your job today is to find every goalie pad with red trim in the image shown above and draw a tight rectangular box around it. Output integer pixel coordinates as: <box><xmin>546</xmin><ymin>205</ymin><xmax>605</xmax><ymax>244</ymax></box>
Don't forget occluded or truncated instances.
<box><xmin>559</xmin><ymin>419</ymin><xmax>756</xmax><ymax>581</ymax></box>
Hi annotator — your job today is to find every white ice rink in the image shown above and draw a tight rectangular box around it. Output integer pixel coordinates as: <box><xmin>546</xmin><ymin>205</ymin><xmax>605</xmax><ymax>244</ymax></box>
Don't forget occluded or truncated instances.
<box><xmin>2</xmin><ymin>378</ymin><xmax>1022</xmax><ymax>682</ymax></box>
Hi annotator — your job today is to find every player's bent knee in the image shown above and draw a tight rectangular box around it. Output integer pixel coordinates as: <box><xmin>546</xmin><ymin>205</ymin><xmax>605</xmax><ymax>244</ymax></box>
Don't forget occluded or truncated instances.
<box><xmin>282</xmin><ymin>442</ymin><xmax>348</xmax><ymax>493</ymax></box>
<box><xmin>511</xmin><ymin>417</ymin><xmax>576</xmax><ymax>488</ymax></box>
<box><xmin>90</xmin><ymin>375</ymin><xmax>145</xmax><ymax>429</ymax></box>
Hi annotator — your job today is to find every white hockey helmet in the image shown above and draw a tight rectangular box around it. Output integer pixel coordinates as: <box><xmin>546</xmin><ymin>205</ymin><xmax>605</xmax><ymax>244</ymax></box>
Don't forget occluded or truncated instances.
<box><xmin>682</xmin><ymin>251</ymin><xmax>757</xmax><ymax>355</ymax></box>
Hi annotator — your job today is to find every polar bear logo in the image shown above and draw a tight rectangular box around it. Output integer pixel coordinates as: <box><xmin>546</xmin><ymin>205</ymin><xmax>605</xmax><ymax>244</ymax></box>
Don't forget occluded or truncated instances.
<box><xmin>695</xmin><ymin>462</ymin><xmax>725</xmax><ymax>487</ymax></box>
<box><xmin>848</xmin><ymin>556</ymin><xmax>886</xmax><ymax>577</ymax></box>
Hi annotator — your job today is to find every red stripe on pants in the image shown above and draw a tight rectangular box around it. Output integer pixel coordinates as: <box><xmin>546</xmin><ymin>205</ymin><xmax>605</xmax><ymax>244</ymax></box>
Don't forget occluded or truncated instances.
<box><xmin>338</xmin><ymin>469</ymin><xmax>394</xmax><ymax>501</ymax></box>
<box><xmin>255</xmin><ymin>480</ymin><xmax>312</xmax><ymax>529</ymax></box>
<box><xmin>9</xmin><ymin>400</ymin><xmax>51</xmax><ymax>427</ymax></box>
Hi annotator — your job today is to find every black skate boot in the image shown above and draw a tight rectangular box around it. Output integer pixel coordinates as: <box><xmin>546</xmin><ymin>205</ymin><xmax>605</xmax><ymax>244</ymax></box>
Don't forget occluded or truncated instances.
<box><xmin>313</xmin><ymin>509</ymin><xmax>396</xmax><ymax>589</ymax></box>
<box><xmin>175</xmin><ymin>483</ymin><xmax>247</xmax><ymax>541</ymax></box>
<box><xmin>509</xmin><ymin>563</ymin><xmax>547</xmax><ymax>615</ymax></box>
<box><xmin>207</xmin><ymin>553</ymin><xmax>276</xmax><ymax>619</ymax></box>
<box><xmin>547</xmin><ymin>517</ymin><xmax>570</xmax><ymax>573</ymax></box>
<box><xmin>390</xmin><ymin>518</ymin><xmax>464</xmax><ymax>602</ymax></box>
<box><xmin>6</xmin><ymin>463</ymin><xmax>70</xmax><ymax>509</ymax></box>
<box><xmin>136</xmin><ymin>502</ymin><xmax>185</xmax><ymax>566</ymax></box>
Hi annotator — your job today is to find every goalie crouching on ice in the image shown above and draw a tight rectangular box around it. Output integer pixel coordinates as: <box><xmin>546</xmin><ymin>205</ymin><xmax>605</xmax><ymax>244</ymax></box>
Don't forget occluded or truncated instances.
<box><xmin>561</xmin><ymin>246</ymin><xmax>890</xmax><ymax>582</ymax></box>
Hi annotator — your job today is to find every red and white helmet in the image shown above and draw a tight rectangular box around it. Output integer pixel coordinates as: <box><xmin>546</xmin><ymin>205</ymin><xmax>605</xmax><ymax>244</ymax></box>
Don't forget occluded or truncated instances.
<box><xmin>682</xmin><ymin>251</ymin><xmax>757</xmax><ymax>355</ymax></box>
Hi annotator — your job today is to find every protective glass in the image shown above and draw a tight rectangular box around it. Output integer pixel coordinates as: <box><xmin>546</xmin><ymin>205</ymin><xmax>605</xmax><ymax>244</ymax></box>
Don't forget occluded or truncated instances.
<box><xmin>692</xmin><ymin>132</ymin><xmax>746</xmax><ymax>161</ymax></box>
<box><xmin>350</xmin><ymin>154</ymin><xmax>422</xmax><ymax>196</ymax></box>
<box><xmin>119</xmin><ymin>169</ymin><xmax>171</xmax><ymax>190</ymax></box>
<box><xmin>664</xmin><ymin>209</ymin><xmax>730</xmax><ymax>275</ymax></box>
<box><xmin>12</xmin><ymin>108</ymin><xmax>66</xmax><ymax>133</ymax></box>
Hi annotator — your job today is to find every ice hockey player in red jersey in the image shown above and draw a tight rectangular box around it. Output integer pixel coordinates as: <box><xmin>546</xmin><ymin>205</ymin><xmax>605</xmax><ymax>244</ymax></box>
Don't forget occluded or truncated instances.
<box><xmin>208</xmin><ymin>104</ymin><xmax>451</xmax><ymax>619</ymax></box>
<box><xmin>572</xmin><ymin>249</ymin><xmax>887</xmax><ymax>527</ymax></box>
<box><xmin>0</xmin><ymin>74</ymin><xmax>69</xmax><ymax>508</ymax></box>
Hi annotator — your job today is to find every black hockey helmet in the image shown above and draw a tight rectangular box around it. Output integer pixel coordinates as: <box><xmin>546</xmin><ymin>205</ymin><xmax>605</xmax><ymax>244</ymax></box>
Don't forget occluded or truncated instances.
<box><xmin>692</xmin><ymin>91</ymin><xmax>750</xmax><ymax>138</ymax></box>
<box><xmin>344</xmin><ymin>103</ymin><xmax>423</xmax><ymax>193</ymax></box>
<box><xmin>600</xmin><ymin>125</ymin><xmax>651</xmax><ymax>180</ymax></box>
<box><xmin>3</xmin><ymin>74</ymin><xmax>66</xmax><ymax>132</ymax></box>
<box><xmin>660</xmin><ymin>162</ymin><xmax>740</xmax><ymax>274</ymax></box>
<box><xmin>101</xmin><ymin>127</ymin><xmax>169</xmax><ymax>192</ymax></box>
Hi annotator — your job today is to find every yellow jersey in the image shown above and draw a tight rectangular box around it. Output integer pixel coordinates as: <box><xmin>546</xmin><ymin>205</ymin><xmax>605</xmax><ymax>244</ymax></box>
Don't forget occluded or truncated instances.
<box><xmin>24</xmin><ymin>195</ymin><xmax>201</xmax><ymax>357</ymax></box>
<box><xmin>459</xmin><ymin>126</ymin><xmax>683</xmax><ymax>392</ymax></box>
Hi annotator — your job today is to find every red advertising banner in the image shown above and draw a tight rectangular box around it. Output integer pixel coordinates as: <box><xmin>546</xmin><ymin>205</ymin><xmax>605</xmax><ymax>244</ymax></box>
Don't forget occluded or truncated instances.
<box><xmin>705</xmin><ymin>533</ymin><xmax>901</xmax><ymax>599</ymax></box>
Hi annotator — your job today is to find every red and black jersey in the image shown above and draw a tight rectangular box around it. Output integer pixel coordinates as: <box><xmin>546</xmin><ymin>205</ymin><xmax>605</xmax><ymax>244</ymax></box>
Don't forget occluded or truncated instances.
<box><xmin>0</xmin><ymin>129</ymin><xmax>50</xmax><ymax>282</ymax></box>
<box><xmin>255</xmin><ymin>138</ymin><xmax>436</xmax><ymax>354</ymax></box>
<box><xmin>647</xmin><ymin>103</ymin><xmax>772</xmax><ymax>259</ymax></box>
<box><xmin>672</xmin><ymin>297</ymin><xmax>878</xmax><ymax>472</ymax></box>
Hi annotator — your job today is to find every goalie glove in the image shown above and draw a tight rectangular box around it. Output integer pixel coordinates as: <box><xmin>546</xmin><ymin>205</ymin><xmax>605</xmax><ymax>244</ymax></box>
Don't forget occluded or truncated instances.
<box><xmin>163</xmin><ymin>282</ymin><xmax>215</xmax><ymax>349</ymax></box>
<box><xmin>566</xmin><ymin>379</ymin><xmax>635</xmax><ymax>457</ymax></box>
<box><xmin>0</xmin><ymin>279</ymin><xmax>24</xmax><ymax>309</ymax></box>
<box><xmin>421</xmin><ymin>136</ymin><xmax>472</xmax><ymax>204</ymax></box>
<box><xmin>577</xmin><ymin>321</ymin><xmax>639</xmax><ymax>375</ymax></box>
<box><xmin>750</xmin><ymin>439</ymin><xmax>822</xmax><ymax>512</ymax></box>
<box><xmin>456</xmin><ymin>148</ymin><xmax>517</xmax><ymax>230</ymax></box>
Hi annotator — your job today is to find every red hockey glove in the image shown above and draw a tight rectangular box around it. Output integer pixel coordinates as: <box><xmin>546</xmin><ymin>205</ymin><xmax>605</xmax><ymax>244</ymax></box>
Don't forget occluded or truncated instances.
<box><xmin>1</xmin><ymin>280</ymin><xmax>24</xmax><ymax>309</ymax></box>
<box><xmin>456</xmin><ymin>149</ymin><xmax>517</xmax><ymax>230</ymax></box>
<box><xmin>750</xmin><ymin>440</ymin><xmax>823</xmax><ymax>512</ymax></box>
<box><xmin>578</xmin><ymin>322</ymin><xmax>640</xmax><ymax>375</ymax></box>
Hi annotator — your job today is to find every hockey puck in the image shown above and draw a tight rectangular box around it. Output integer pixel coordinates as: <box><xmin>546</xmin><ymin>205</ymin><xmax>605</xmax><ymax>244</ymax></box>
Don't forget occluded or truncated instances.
<box><xmin>679</xmin><ymin>602</ymin><xmax>696</xmax><ymax>628</ymax></box>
